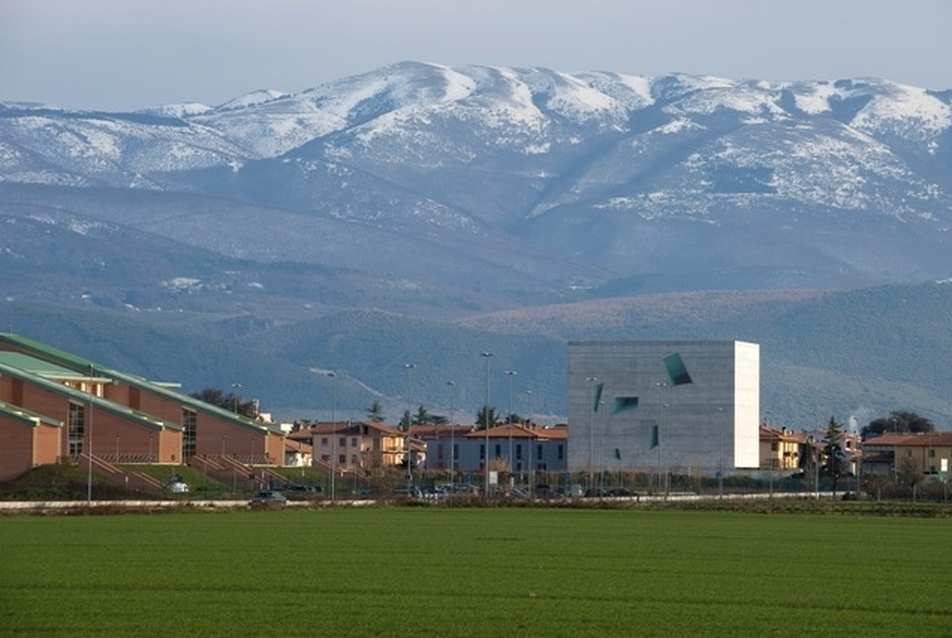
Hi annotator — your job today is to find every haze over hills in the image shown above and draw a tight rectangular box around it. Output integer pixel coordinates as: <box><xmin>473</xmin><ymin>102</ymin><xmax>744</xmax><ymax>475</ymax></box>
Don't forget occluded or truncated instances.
<box><xmin>1</xmin><ymin>62</ymin><xmax>951</xmax><ymax>428</ymax></box>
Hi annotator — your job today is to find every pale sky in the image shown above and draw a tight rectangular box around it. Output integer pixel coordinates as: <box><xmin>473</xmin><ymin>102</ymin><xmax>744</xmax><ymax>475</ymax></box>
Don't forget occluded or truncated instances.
<box><xmin>1</xmin><ymin>0</ymin><xmax>950</xmax><ymax>112</ymax></box>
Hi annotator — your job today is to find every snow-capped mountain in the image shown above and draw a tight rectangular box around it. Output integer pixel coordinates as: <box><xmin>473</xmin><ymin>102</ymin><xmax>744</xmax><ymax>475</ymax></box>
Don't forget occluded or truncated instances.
<box><xmin>2</xmin><ymin>61</ymin><xmax>952</xmax><ymax>303</ymax></box>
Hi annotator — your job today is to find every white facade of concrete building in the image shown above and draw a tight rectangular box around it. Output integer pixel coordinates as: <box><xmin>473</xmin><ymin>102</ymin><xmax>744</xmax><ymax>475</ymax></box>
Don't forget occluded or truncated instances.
<box><xmin>567</xmin><ymin>341</ymin><xmax>760</xmax><ymax>475</ymax></box>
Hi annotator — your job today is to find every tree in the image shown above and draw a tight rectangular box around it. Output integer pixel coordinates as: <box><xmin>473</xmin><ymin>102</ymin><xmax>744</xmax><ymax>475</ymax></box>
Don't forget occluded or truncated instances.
<box><xmin>190</xmin><ymin>387</ymin><xmax>256</xmax><ymax>418</ymax></box>
<box><xmin>398</xmin><ymin>405</ymin><xmax>433</xmax><ymax>430</ymax></box>
<box><xmin>821</xmin><ymin>416</ymin><xmax>847</xmax><ymax>496</ymax></box>
<box><xmin>862</xmin><ymin>410</ymin><xmax>935</xmax><ymax>438</ymax></box>
<box><xmin>897</xmin><ymin>455</ymin><xmax>924</xmax><ymax>500</ymax></box>
<box><xmin>366</xmin><ymin>400</ymin><xmax>385</xmax><ymax>423</ymax></box>
<box><xmin>475</xmin><ymin>405</ymin><xmax>501</xmax><ymax>431</ymax></box>
<box><xmin>414</xmin><ymin>405</ymin><xmax>432</xmax><ymax>426</ymax></box>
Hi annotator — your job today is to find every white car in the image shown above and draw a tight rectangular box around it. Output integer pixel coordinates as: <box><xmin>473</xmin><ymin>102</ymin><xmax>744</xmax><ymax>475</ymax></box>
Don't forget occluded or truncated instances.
<box><xmin>169</xmin><ymin>480</ymin><xmax>189</xmax><ymax>493</ymax></box>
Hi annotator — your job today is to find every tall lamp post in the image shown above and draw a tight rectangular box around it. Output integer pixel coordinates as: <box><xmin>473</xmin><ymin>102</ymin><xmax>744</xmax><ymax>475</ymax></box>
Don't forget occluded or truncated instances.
<box><xmin>587</xmin><ymin>377</ymin><xmax>598</xmax><ymax>493</ymax></box>
<box><xmin>447</xmin><ymin>380</ymin><xmax>456</xmax><ymax>485</ymax></box>
<box><xmin>404</xmin><ymin>363</ymin><xmax>415</xmax><ymax>491</ymax></box>
<box><xmin>326</xmin><ymin>371</ymin><xmax>337</xmax><ymax>502</ymax></box>
<box><xmin>718</xmin><ymin>406</ymin><xmax>725</xmax><ymax>498</ymax></box>
<box><xmin>86</xmin><ymin>366</ymin><xmax>95</xmax><ymax>503</ymax></box>
<box><xmin>505</xmin><ymin>370</ymin><xmax>517</xmax><ymax>477</ymax></box>
<box><xmin>655</xmin><ymin>382</ymin><xmax>667</xmax><ymax>496</ymax></box>
<box><xmin>526</xmin><ymin>389</ymin><xmax>533</xmax><ymax>495</ymax></box>
<box><xmin>231</xmin><ymin>383</ymin><xmax>241</xmax><ymax>414</ymax></box>
<box><xmin>481</xmin><ymin>352</ymin><xmax>494</xmax><ymax>498</ymax></box>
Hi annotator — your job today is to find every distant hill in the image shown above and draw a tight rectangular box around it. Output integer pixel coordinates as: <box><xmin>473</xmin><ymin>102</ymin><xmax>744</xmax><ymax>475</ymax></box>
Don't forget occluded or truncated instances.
<box><xmin>4</xmin><ymin>280</ymin><xmax>952</xmax><ymax>429</ymax></box>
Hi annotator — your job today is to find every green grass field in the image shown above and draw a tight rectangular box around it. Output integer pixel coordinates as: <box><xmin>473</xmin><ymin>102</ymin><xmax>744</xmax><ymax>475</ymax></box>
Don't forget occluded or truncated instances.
<box><xmin>2</xmin><ymin>507</ymin><xmax>951</xmax><ymax>637</ymax></box>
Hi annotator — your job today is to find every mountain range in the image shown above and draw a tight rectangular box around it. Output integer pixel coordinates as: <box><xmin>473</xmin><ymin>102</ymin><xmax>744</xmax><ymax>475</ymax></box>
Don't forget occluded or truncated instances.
<box><xmin>1</xmin><ymin>61</ymin><xmax>951</xmax><ymax>429</ymax></box>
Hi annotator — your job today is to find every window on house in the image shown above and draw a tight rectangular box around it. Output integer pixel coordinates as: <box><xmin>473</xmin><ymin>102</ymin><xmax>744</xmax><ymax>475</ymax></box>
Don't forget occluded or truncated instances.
<box><xmin>321</xmin><ymin>437</ymin><xmax>328</xmax><ymax>447</ymax></box>
<box><xmin>537</xmin><ymin>444</ymin><xmax>543</xmax><ymax>460</ymax></box>
<box><xmin>453</xmin><ymin>444</ymin><xmax>459</xmax><ymax>460</ymax></box>
<box><xmin>351</xmin><ymin>437</ymin><xmax>358</xmax><ymax>447</ymax></box>
<box><xmin>339</xmin><ymin>454</ymin><xmax>346</xmax><ymax>465</ymax></box>
<box><xmin>494</xmin><ymin>444</ymin><xmax>501</xmax><ymax>458</ymax></box>
<box><xmin>516</xmin><ymin>444</ymin><xmax>522</xmax><ymax>460</ymax></box>
<box><xmin>479</xmin><ymin>444</ymin><xmax>485</xmax><ymax>460</ymax></box>
<box><xmin>557</xmin><ymin>444</ymin><xmax>564</xmax><ymax>461</ymax></box>
<box><xmin>929</xmin><ymin>449</ymin><xmax>936</xmax><ymax>457</ymax></box>
<box><xmin>339</xmin><ymin>437</ymin><xmax>346</xmax><ymax>449</ymax></box>
<box><xmin>771</xmin><ymin>442</ymin><xmax>779</xmax><ymax>451</ymax></box>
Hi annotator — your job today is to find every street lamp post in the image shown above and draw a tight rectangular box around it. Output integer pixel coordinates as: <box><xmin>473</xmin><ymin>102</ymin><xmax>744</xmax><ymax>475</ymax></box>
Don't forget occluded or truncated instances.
<box><xmin>526</xmin><ymin>390</ymin><xmax>533</xmax><ymax>495</ymax></box>
<box><xmin>327</xmin><ymin>371</ymin><xmax>337</xmax><ymax>502</ymax></box>
<box><xmin>655</xmin><ymin>382</ymin><xmax>667</xmax><ymax>496</ymax></box>
<box><xmin>447</xmin><ymin>381</ymin><xmax>456</xmax><ymax>486</ymax></box>
<box><xmin>86</xmin><ymin>366</ymin><xmax>95</xmax><ymax>503</ymax></box>
<box><xmin>718</xmin><ymin>406</ymin><xmax>725</xmax><ymax>498</ymax></box>
<box><xmin>587</xmin><ymin>377</ymin><xmax>598</xmax><ymax>494</ymax></box>
<box><xmin>404</xmin><ymin>363</ymin><xmax>415</xmax><ymax>492</ymax></box>
<box><xmin>231</xmin><ymin>383</ymin><xmax>241</xmax><ymax>414</ymax></box>
<box><xmin>481</xmin><ymin>352</ymin><xmax>494</xmax><ymax>498</ymax></box>
<box><xmin>505</xmin><ymin>370</ymin><xmax>516</xmax><ymax>478</ymax></box>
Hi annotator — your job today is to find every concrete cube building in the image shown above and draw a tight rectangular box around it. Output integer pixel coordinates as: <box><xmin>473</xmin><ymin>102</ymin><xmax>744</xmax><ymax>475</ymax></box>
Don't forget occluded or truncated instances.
<box><xmin>567</xmin><ymin>340</ymin><xmax>760</xmax><ymax>475</ymax></box>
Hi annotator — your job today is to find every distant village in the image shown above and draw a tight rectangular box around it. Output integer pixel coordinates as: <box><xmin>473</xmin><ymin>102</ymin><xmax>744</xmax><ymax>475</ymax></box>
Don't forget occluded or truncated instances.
<box><xmin>1</xmin><ymin>333</ymin><xmax>948</xmax><ymax>500</ymax></box>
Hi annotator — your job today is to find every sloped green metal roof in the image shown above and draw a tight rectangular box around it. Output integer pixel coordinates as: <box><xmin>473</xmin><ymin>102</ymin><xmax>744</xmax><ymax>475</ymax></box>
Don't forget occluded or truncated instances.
<box><xmin>0</xmin><ymin>333</ymin><xmax>282</xmax><ymax>435</ymax></box>
<box><xmin>0</xmin><ymin>351</ymin><xmax>105</xmax><ymax>382</ymax></box>
<box><xmin>0</xmin><ymin>361</ymin><xmax>181</xmax><ymax>432</ymax></box>
<box><xmin>0</xmin><ymin>400</ymin><xmax>63</xmax><ymax>428</ymax></box>
<box><xmin>0</xmin><ymin>333</ymin><xmax>95</xmax><ymax>369</ymax></box>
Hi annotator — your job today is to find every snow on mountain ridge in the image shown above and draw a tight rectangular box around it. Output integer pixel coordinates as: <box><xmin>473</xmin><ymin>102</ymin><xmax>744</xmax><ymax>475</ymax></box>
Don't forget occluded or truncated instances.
<box><xmin>219</xmin><ymin>89</ymin><xmax>291</xmax><ymax>111</ymax></box>
<box><xmin>1</xmin><ymin>64</ymin><xmax>950</xmax><ymax>197</ymax></box>
<box><xmin>850</xmin><ymin>81</ymin><xmax>952</xmax><ymax>145</ymax></box>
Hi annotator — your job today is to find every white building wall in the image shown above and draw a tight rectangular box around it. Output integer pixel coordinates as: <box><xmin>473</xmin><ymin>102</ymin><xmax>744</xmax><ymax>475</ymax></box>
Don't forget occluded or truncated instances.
<box><xmin>567</xmin><ymin>340</ymin><xmax>761</xmax><ymax>475</ymax></box>
<box><xmin>733</xmin><ymin>341</ymin><xmax>760</xmax><ymax>469</ymax></box>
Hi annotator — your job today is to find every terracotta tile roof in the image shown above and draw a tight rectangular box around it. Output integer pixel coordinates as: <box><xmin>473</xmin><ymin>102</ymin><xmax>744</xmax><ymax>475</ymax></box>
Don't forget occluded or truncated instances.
<box><xmin>409</xmin><ymin>424</ymin><xmax>476</xmax><ymax>439</ymax></box>
<box><xmin>284</xmin><ymin>438</ymin><xmax>312</xmax><ymax>453</ymax></box>
<box><xmin>302</xmin><ymin>421</ymin><xmax>404</xmax><ymax>438</ymax></box>
<box><xmin>465</xmin><ymin>423</ymin><xmax>568</xmax><ymax>440</ymax></box>
<box><xmin>865</xmin><ymin>432</ymin><xmax>952</xmax><ymax>447</ymax></box>
<box><xmin>759</xmin><ymin>425</ymin><xmax>808</xmax><ymax>443</ymax></box>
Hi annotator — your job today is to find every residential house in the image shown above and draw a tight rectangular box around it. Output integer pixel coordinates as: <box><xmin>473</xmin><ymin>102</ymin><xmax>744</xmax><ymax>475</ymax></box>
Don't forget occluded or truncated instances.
<box><xmin>863</xmin><ymin>432</ymin><xmax>952</xmax><ymax>478</ymax></box>
<box><xmin>759</xmin><ymin>425</ymin><xmax>804</xmax><ymax>471</ymax></box>
<box><xmin>299</xmin><ymin>421</ymin><xmax>407</xmax><ymax>472</ymax></box>
<box><xmin>452</xmin><ymin>423</ymin><xmax>569</xmax><ymax>474</ymax></box>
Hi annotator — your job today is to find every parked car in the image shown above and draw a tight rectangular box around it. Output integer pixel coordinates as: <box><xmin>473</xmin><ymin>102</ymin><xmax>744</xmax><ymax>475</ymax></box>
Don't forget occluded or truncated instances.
<box><xmin>392</xmin><ymin>486</ymin><xmax>423</xmax><ymax>500</ymax></box>
<box><xmin>558</xmin><ymin>483</ymin><xmax>584</xmax><ymax>498</ymax></box>
<box><xmin>168</xmin><ymin>474</ymin><xmax>189</xmax><ymax>493</ymax></box>
<box><xmin>250</xmin><ymin>491</ymin><xmax>287</xmax><ymax>507</ymax></box>
<box><xmin>508</xmin><ymin>487</ymin><xmax>530</xmax><ymax>499</ymax></box>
